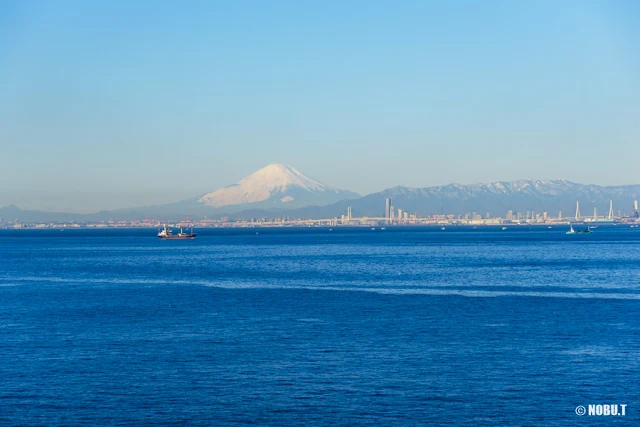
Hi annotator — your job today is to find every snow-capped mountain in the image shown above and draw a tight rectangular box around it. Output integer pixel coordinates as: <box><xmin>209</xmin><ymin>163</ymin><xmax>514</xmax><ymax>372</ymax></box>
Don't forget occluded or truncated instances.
<box><xmin>197</xmin><ymin>164</ymin><xmax>359</xmax><ymax>211</ymax></box>
<box><xmin>304</xmin><ymin>179</ymin><xmax>640</xmax><ymax>218</ymax></box>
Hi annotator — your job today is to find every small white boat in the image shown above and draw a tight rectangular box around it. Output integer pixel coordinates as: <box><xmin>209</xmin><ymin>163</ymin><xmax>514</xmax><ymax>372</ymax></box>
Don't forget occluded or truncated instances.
<box><xmin>441</xmin><ymin>227</ymin><xmax>445</xmax><ymax>231</ymax></box>
<box><xmin>502</xmin><ymin>226</ymin><xmax>507</xmax><ymax>230</ymax></box>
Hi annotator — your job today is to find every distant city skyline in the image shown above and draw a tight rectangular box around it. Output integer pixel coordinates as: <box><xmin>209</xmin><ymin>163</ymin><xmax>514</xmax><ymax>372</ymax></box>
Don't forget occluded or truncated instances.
<box><xmin>2</xmin><ymin>1</ymin><xmax>639</xmax><ymax>212</ymax></box>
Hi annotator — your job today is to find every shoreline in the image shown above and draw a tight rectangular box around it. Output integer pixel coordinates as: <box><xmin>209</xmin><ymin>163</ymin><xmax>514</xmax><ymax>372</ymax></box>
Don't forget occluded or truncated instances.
<box><xmin>2</xmin><ymin>221</ymin><xmax>639</xmax><ymax>231</ymax></box>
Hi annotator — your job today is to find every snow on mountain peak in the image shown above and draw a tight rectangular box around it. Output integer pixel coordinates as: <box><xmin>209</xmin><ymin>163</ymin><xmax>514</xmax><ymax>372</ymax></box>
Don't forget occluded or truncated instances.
<box><xmin>198</xmin><ymin>164</ymin><xmax>338</xmax><ymax>208</ymax></box>
<box><xmin>244</xmin><ymin>164</ymin><xmax>331</xmax><ymax>192</ymax></box>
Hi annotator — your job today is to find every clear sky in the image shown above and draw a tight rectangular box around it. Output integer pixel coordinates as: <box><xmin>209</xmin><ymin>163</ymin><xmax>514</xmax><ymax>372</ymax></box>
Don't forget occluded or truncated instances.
<box><xmin>1</xmin><ymin>0</ymin><xmax>639</xmax><ymax>212</ymax></box>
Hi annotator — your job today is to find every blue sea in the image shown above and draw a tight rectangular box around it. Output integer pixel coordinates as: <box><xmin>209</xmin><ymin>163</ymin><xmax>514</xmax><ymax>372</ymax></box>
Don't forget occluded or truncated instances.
<box><xmin>1</xmin><ymin>226</ymin><xmax>639</xmax><ymax>426</ymax></box>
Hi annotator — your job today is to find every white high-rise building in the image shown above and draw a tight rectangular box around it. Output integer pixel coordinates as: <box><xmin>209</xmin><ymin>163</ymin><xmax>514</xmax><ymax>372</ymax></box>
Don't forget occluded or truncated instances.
<box><xmin>385</xmin><ymin>198</ymin><xmax>391</xmax><ymax>220</ymax></box>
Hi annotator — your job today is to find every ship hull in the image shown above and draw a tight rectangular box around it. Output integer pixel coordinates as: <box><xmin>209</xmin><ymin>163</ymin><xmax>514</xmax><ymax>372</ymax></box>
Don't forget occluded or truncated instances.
<box><xmin>158</xmin><ymin>234</ymin><xmax>196</xmax><ymax>240</ymax></box>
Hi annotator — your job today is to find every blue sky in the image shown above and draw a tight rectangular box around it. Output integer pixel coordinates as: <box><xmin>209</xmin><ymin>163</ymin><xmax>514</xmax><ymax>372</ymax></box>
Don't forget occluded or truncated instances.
<box><xmin>1</xmin><ymin>0</ymin><xmax>639</xmax><ymax>212</ymax></box>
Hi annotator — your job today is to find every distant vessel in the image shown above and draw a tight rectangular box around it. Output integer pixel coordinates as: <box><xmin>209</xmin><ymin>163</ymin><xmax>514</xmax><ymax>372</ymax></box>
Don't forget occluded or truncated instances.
<box><xmin>566</xmin><ymin>224</ymin><xmax>592</xmax><ymax>235</ymax></box>
<box><xmin>501</xmin><ymin>227</ymin><xmax>507</xmax><ymax>231</ymax></box>
<box><xmin>157</xmin><ymin>225</ymin><xmax>196</xmax><ymax>240</ymax></box>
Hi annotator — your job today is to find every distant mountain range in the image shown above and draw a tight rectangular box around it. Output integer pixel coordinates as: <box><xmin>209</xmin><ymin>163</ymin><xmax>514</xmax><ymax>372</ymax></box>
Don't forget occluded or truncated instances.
<box><xmin>1</xmin><ymin>166</ymin><xmax>639</xmax><ymax>223</ymax></box>
<box><xmin>289</xmin><ymin>180</ymin><xmax>640</xmax><ymax>220</ymax></box>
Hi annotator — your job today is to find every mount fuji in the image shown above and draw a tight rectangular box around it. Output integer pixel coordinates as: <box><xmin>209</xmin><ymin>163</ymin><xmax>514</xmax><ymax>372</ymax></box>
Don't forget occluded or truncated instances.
<box><xmin>43</xmin><ymin>164</ymin><xmax>359</xmax><ymax>220</ymax></box>
<box><xmin>195</xmin><ymin>164</ymin><xmax>360</xmax><ymax>211</ymax></box>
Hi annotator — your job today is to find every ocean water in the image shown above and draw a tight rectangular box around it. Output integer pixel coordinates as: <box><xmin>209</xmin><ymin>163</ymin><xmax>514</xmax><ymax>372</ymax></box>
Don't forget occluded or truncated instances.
<box><xmin>1</xmin><ymin>226</ymin><xmax>639</xmax><ymax>426</ymax></box>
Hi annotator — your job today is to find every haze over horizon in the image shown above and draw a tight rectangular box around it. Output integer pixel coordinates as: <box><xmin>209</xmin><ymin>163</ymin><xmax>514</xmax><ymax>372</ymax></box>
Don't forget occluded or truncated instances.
<box><xmin>2</xmin><ymin>1</ymin><xmax>639</xmax><ymax>212</ymax></box>
<box><xmin>2</xmin><ymin>163</ymin><xmax>639</xmax><ymax>216</ymax></box>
